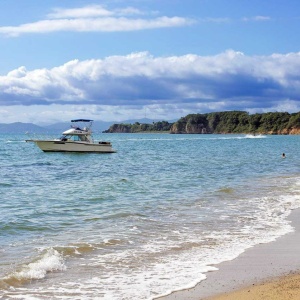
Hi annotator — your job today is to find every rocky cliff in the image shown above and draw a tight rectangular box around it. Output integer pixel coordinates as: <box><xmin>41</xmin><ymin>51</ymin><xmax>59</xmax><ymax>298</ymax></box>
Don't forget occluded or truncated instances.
<box><xmin>103</xmin><ymin>124</ymin><xmax>132</xmax><ymax>133</ymax></box>
<box><xmin>170</xmin><ymin>123</ymin><xmax>209</xmax><ymax>134</ymax></box>
<box><xmin>266</xmin><ymin>127</ymin><xmax>300</xmax><ymax>135</ymax></box>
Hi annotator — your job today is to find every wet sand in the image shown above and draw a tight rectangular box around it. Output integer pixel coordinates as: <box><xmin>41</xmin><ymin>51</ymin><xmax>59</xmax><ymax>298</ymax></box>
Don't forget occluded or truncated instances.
<box><xmin>160</xmin><ymin>208</ymin><xmax>300</xmax><ymax>300</ymax></box>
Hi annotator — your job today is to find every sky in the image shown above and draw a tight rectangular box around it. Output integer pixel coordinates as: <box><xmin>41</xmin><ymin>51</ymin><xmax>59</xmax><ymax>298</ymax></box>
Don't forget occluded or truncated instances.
<box><xmin>0</xmin><ymin>0</ymin><xmax>300</xmax><ymax>124</ymax></box>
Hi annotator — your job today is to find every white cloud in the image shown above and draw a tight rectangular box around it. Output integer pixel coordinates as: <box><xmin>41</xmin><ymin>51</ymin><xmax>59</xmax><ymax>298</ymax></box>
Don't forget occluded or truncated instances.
<box><xmin>47</xmin><ymin>5</ymin><xmax>143</xmax><ymax>19</ymax></box>
<box><xmin>7</xmin><ymin>66</ymin><xmax>27</xmax><ymax>78</ymax></box>
<box><xmin>47</xmin><ymin>5</ymin><xmax>114</xmax><ymax>19</ymax></box>
<box><xmin>0</xmin><ymin>16</ymin><xmax>191</xmax><ymax>36</ymax></box>
<box><xmin>271</xmin><ymin>99</ymin><xmax>300</xmax><ymax>112</ymax></box>
<box><xmin>1</xmin><ymin>51</ymin><xmax>300</xmax><ymax>123</ymax></box>
<box><xmin>0</xmin><ymin>4</ymin><xmax>194</xmax><ymax>37</ymax></box>
<box><xmin>242</xmin><ymin>16</ymin><xmax>271</xmax><ymax>22</ymax></box>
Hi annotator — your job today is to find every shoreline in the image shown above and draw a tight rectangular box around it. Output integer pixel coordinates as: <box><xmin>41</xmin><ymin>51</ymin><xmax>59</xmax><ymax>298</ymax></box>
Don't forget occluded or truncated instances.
<box><xmin>160</xmin><ymin>208</ymin><xmax>300</xmax><ymax>300</ymax></box>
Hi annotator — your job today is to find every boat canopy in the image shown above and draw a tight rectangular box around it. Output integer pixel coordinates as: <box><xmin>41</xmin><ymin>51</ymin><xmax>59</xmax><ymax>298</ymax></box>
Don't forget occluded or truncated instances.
<box><xmin>71</xmin><ymin>119</ymin><xmax>93</xmax><ymax>122</ymax></box>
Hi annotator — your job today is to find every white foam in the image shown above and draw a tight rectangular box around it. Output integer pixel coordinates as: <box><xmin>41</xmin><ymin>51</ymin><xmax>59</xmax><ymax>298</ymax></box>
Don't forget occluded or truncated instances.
<box><xmin>9</xmin><ymin>248</ymin><xmax>66</xmax><ymax>281</ymax></box>
<box><xmin>245</xmin><ymin>134</ymin><xmax>266</xmax><ymax>139</ymax></box>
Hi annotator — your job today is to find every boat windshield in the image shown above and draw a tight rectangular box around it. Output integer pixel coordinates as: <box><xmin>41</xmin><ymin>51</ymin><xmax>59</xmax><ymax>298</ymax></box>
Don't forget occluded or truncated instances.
<box><xmin>60</xmin><ymin>134</ymin><xmax>89</xmax><ymax>142</ymax></box>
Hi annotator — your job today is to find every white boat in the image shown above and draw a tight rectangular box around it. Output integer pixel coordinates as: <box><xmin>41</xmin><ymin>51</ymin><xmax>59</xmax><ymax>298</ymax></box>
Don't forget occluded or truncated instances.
<box><xmin>26</xmin><ymin>119</ymin><xmax>116</xmax><ymax>153</ymax></box>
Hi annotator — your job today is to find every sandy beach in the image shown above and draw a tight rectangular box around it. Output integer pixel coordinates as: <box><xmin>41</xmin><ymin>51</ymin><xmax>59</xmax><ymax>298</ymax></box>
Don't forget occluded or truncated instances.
<box><xmin>160</xmin><ymin>208</ymin><xmax>300</xmax><ymax>300</ymax></box>
<box><xmin>209</xmin><ymin>273</ymin><xmax>300</xmax><ymax>299</ymax></box>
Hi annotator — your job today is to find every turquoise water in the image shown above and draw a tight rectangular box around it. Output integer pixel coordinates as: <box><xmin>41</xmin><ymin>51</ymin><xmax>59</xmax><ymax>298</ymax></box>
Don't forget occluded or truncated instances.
<box><xmin>0</xmin><ymin>133</ymin><xmax>299</xmax><ymax>299</ymax></box>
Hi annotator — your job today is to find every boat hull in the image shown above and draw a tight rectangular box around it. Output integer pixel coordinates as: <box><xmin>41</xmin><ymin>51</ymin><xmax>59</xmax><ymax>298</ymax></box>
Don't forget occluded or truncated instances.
<box><xmin>27</xmin><ymin>140</ymin><xmax>116</xmax><ymax>153</ymax></box>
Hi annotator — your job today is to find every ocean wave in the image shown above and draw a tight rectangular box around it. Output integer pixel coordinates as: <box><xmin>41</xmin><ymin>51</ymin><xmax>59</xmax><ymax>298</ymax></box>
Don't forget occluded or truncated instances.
<box><xmin>53</xmin><ymin>240</ymin><xmax>128</xmax><ymax>258</ymax></box>
<box><xmin>1</xmin><ymin>248</ymin><xmax>66</xmax><ymax>288</ymax></box>
<box><xmin>0</xmin><ymin>183</ymin><xmax>12</xmax><ymax>187</ymax></box>
<box><xmin>4</xmin><ymin>140</ymin><xmax>26</xmax><ymax>143</ymax></box>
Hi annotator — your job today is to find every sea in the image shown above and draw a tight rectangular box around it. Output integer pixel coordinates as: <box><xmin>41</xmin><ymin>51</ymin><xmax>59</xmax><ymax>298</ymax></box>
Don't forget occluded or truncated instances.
<box><xmin>0</xmin><ymin>133</ymin><xmax>299</xmax><ymax>299</ymax></box>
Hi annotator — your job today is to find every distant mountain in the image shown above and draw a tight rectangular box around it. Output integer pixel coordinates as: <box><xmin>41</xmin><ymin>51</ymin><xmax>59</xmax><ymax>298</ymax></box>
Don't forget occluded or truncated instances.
<box><xmin>0</xmin><ymin>118</ymin><xmax>167</xmax><ymax>134</ymax></box>
<box><xmin>0</xmin><ymin>122</ymin><xmax>47</xmax><ymax>134</ymax></box>
<box><xmin>42</xmin><ymin>122</ymin><xmax>69</xmax><ymax>133</ymax></box>
<box><xmin>42</xmin><ymin>121</ymin><xmax>126</xmax><ymax>133</ymax></box>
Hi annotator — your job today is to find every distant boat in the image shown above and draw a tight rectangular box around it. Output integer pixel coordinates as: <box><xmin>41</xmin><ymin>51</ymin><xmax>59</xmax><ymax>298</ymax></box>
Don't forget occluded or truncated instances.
<box><xmin>26</xmin><ymin>119</ymin><xmax>116</xmax><ymax>153</ymax></box>
<box><xmin>245</xmin><ymin>133</ymin><xmax>266</xmax><ymax>139</ymax></box>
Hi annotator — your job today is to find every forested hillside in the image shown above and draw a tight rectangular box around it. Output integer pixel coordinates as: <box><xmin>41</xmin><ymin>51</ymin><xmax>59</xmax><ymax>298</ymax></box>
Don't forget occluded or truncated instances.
<box><xmin>170</xmin><ymin>111</ymin><xmax>300</xmax><ymax>134</ymax></box>
<box><xmin>103</xmin><ymin>121</ymin><xmax>173</xmax><ymax>133</ymax></box>
<box><xmin>103</xmin><ymin>111</ymin><xmax>300</xmax><ymax>134</ymax></box>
